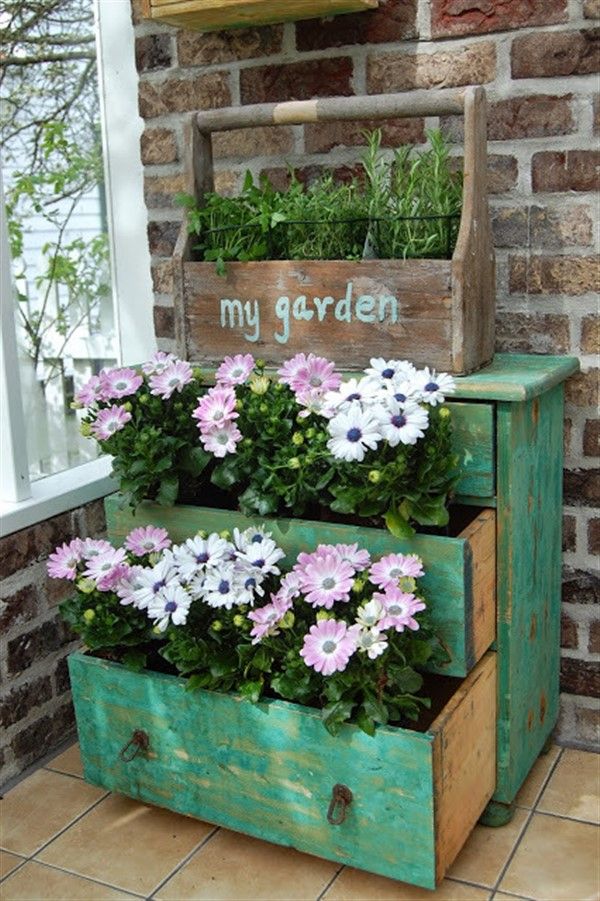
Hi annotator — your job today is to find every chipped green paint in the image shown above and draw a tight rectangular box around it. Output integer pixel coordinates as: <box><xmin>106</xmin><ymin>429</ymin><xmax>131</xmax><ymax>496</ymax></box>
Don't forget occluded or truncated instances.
<box><xmin>449</xmin><ymin>402</ymin><xmax>494</xmax><ymax>499</ymax></box>
<box><xmin>453</xmin><ymin>353</ymin><xmax>578</xmax><ymax>402</ymax></box>
<box><xmin>69</xmin><ymin>652</ymin><xmax>439</xmax><ymax>889</ymax></box>
<box><xmin>105</xmin><ymin>496</ymin><xmax>484</xmax><ymax>677</ymax></box>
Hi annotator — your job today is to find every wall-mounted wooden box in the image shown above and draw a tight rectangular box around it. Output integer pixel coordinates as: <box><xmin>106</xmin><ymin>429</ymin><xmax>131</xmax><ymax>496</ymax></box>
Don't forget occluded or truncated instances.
<box><xmin>141</xmin><ymin>0</ymin><xmax>378</xmax><ymax>31</ymax></box>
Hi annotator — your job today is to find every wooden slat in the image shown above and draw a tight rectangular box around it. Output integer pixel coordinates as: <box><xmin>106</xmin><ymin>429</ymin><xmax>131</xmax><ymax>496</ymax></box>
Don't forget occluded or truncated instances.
<box><xmin>147</xmin><ymin>0</ymin><xmax>378</xmax><ymax>29</ymax></box>
<box><xmin>453</xmin><ymin>354</ymin><xmax>580</xmax><ymax>402</ymax></box>
<box><xmin>449</xmin><ymin>402</ymin><xmax>495</xmax><ymax>498</ymax></box>
<box><xmin>461</xmin><ymin>509</ymin><xmax>496</xmax><ymax>666</ymax></box>
<box><xmin>105</xmin><ymin>497</ymin><xmax>496</xmax><ymax>678</ymax></box>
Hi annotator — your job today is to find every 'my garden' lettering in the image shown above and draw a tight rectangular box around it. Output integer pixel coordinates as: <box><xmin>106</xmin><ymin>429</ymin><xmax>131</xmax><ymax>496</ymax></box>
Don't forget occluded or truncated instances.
<box><xmin>219</xmin><ymin>282</ymin><xmax>398</xmax><ymax>345</ymax></box>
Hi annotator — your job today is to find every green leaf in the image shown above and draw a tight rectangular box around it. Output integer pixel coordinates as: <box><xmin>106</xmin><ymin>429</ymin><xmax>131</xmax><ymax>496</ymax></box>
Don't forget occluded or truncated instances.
<box><xmin>156</xmin><ymin>474</ymin><xmax>179</xmax><ymax>506</ymax></box>
<box><xmin>121</xmin><ymin>650</ymin><xmax>147</xmax><ymax>672</ymax></box>
<box><xmin>356</xmin><ymin>707</ymin><xmax>376</xmax><ymax>737</ymax></box>
<box><xmin>363</xmin><ymin>697</ymin><xmax>389</xmax><ymax>725</ymax></box>
<box><xmin>384</xmin><ymin>506</ymin><xmax>415</xmax><ymax>538</ymax></box>
<box><xmin>179</xmin><ymin>446</ymin><xmax>212</xmax><ymax>478</ymax></box>
<box><xmin>211</xmin><ymin>459</ymin><xmax>240</xmax><ymax>490</ymax></box>
<box><xmin>186</xmin><ymin>673</ymin><xmax>213</xmax><ymax>692</ymax></box>
<box><xmin>239</xmin><ymin>679</ymin><xmax>263</xmax><ymax>703</ymax></box>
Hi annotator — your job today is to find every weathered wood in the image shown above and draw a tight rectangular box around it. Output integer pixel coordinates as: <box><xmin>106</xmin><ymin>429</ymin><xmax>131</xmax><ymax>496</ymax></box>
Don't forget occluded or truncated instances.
<box><xmin>173</xmin><ymin>87</ymin><xmax>495</xmax><ymax>375</ymax></box>
<box><xmin>69</xmin><ymin>651</ymin><xmax>496</xmax><ymax>890</ymax></box>
<box><xmin>453</xmin><ymin>353</ymin><xmax>580</xmax><ymax>402</ymax></box>
<box><xmin>492</xmin><ymin>385</ymin><xmax>566</xmax><ymax>805</ymax></box>
<box><xmin>145</xmin><ymin>0</ymin><xmax>378</xmax><ymax>30</ymax></box>
<box><xmin>449</xmin><ymin>401</ymin><xmax>495</xmax><ymax>498</ymax></box>
<box><xmin>105</xmin><ymin>497</ymin><xmax>496</xmax><ymax>677</ymax></box>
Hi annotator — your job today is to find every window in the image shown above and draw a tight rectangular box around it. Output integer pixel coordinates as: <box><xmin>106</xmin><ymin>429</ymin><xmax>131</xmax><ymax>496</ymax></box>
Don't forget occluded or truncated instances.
<box><xmin>1</xmin><ymin>0</ymin><xmax>155</xmax><ymax>532</ymax></box>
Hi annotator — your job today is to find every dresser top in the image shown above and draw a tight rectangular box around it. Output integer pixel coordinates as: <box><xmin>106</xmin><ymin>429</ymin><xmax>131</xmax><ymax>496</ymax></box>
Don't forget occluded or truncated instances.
<box><xmin>452</xmin><ymin>354</ymin><xmax>580</xmax><ymax>402</ymax></box>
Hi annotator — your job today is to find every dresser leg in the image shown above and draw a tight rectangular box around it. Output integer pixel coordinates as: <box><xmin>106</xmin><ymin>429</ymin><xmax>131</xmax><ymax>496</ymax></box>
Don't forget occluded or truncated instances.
<box><xmin>479</xmin><ymin>800</ymin><xmax>515</xmax><ymax>827</ymax></box>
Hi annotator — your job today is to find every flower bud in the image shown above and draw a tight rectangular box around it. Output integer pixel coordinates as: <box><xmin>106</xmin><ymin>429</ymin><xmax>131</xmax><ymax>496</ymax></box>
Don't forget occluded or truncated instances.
<box><xmin>196</xmin><ymin>529</ymin><xmax>208</xmax><ymax>539</ymax></box>
<box><xmin>235</xmin><ymin>399</ymin><xmax>244</xmax><ymax>411</ymax></box>
<box><xmin>249</xmin><ymin>375</ymin><xmax>269</xmax><ymax>395</ymax></box>
<box><xmin>274</xmin><ymin>382</ymin><xmax>285</xmax><ymax>392</ymax></box>
<box><xmin>439</xmin><ymin>407</ymin><xmax>450</xmax><ymax>419</ymax></box>
<box><xmin>77</xmin><ymin>577</ymin><xmax>96</xmax><ymax>594</ymax></box>
<box><xmin>192</xmin><ymin>367</ymin><xmax>203</xmax><ymax>380</ymax></box>
<box><xmin>80</xmin><ymin>422</ymin><xmax>92</xmax><ymax>437</ymax></box>
<box><xmin>255</xmin><ymin>359</ymin><xmax>266</xmax><ymax>370</ymax></box>
<box><xmin>368</xmin><ymin>469</ymin><xmax>381</xmax><ymax>484</ymax></box>
<box><xmin>399</xmin><ymin>576</ymin><xmax>417</xmax><ymax>592</ymax></box>
<box><xmin>148</xmin><ymin>552</ymin><xmax>161</xmax><ymax>566</ymax></box>
<box><xmin>288</xmin><ymin>457</ymin><xmax>301</xmax><ymax>470</ymax></box>
<box><xmin>211</xmin><ymin>620</ymin><xmax>223</xmax><ymax>632</ymax></box>
<box><xmin>152</xmin><ymin>625</ymin><xmax>162</xmax><ymax>635</ymax></box>
<box><xmin>316</xmin><ymin>611</ymin><xmax>333</xmax><ymax>621</ymax></box>
<box><xmin>292</xmin><ymin>432</ymin><xmax>304</xmax><ymax>446</ymax></box>
<box><xmin>233</xmin><ymin>614</ymin><xmax>245</xmax><ymax>627</ymax></box>
<box><xmin>280</xmin><ymin>611</ymin><xmax>295</xmax><ymax>629</ymax></box>
<box><xmin>259</xmin><ymin>403</ymin><xmax>269</xmax><ymax>415</ymax></box>
<box><xmin>123</xmin><ymin>402</ymin><xmax>133</xmax><ymax>413</ymax></box>
<box><xmin>305</xmin><ymin>427</ymin><xmax>316</xmax><ymax>439</ymax></box>
<box><xmin>243</xmin><ymin>437</ymin><xmax>253</xmax><ymax>447</ymax></box>
<box><xmin>138</xmin><ymin>393</ymin><xmax>150</xmax><ymax>404</ymax></box>
<box><xmin>219</xmin><ymin>529</ymin><xmax>231</xmax><ymax>540</ymax></box>
<box><xmin>83</xmin><ymin>608</ymin><xmax>96</xmax><ymax>623</ymax></box>
<box><xmin>352</xmin><ymin>577</ymin><xmax>366</xmax><ymax>594</ymax></box>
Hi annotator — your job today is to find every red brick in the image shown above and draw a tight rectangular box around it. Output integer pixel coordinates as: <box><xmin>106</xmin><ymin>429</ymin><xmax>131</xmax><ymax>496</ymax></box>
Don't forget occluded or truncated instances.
<box><xmin>0</xmin><ymin>512</ymin><xmax>76</xmax><ymax>579</ymax></box>
<box><xmin>496</xmin><ymin>312</ymin><xmax>570</xmax><ymax>354</ymax></box>
<box><xmin>144</xmin><ymin>174</ymin><xmax>186</xmax><ymax>211</ymax></box>
<box><xmin>509</xmin><ymin>255</ymin><xmax>600</xmax><ymax>296</ymax></box>
<box><xmin>141</xmin><ymin>128</ymin><xmax>178</xmax><ymax>166</ymax></box>
<box><xmin>581</xmin><ymin>315</ymin><xmax>599</xmax><ymax>355</ymax></box>
<box><xmin>560</xmin><ymin>656</ymin><xmax>600</xmax><ymax>697</ymax></box>
<box><xmin>131</xmin><ymin>0</ymin><xmax>145</xmax><ymax>25</ymax></box>
<box><xmin>45</xmin><ymin>574</ymin><xmax>74</xmax><ymax>607</ymax></box>
<box><xmin>530</xmin><ymin>205</ymin><xmax>593</xmax><ymax>248</ymax></box>
<box><xmin>563</xmin><ymin>514</ymin><xmax>577</xmax><ymax>552</ymax></box>
<box><xmin>177</xmin><ymin>25</ymin><xmax>282</xmax><ymax>66</ymax></box>
<box><xmin>562</xmin><ymin>566</ymin><xmax>600</xmax><ymax>604</ymax></box>
<box><xmin>561</xmin><ymin>610</ymin><xmax>578</xmax><ymax>649</ymax></box>
<box><xmin>367</xmin><ymin>42</ymin><xmax>496</xmax><ymax>93</ymax></box>
<box><xmin>489</xmin><ymin>95</ymin><xmax>575</xmax><ymax>140</ymax></box>
<box><xmin>304</xmin><ymin>119</ymin><xmax>425</xmax><ymax>154</ymax></box>
<box><xmin>584</xmin><ymin>0</ymin><xmax>600</xmax><ymax>17</ymax></box>
<box><xmin>589</xmin><ymin>620</ymin><xmax>600</xmax><ymax>654</ymax></box>
<box><xmin>147</xmin><ymin>221</ymin><xmax>181</xmax><ymax>257</ymax></box>
<box><xmin>488</xmin><ymin>155</ymin><xmax>518</xmax><ymax>193</ymax></box>
<box><xmin>583</xmin><ymin>419</ymin><xmax>599</xmax><ymax>457</ymax></box>
<box><xmin>491</xmin><ymin>207</ymin><xmax>528</xmax><ymax>247</ymax></box>
<box><xmin>565</xmin><ymin>370</ymin><xmax>600</xmax><ymax>407</ymax></box>
<box><xmin>0</xmin><ymin>584</ymin><xmax>39</xmax><ymax>632</ymax></box>
<box><xmin>532</xmin><ymin>151</ymin><xmax>600</xmax><ymax>193</ymax></box>
<box><xmin>152</xmin><ymin>261</ymin><xmax>174</xmax><ymax>295</ymax></box>
<box><xmin>563</xmin><ymin>468</ymin><xmax>600</xmax><ymax>506</ymax></box>
<box><xmin>512</xmin><ymin>29</ymin><xmax>600</xmax><ymax>78</ymax></box>
<box><xmin>431</xmin><ymin>0</ymin><xmax>567</xmax><ymax>38</ymax></box>
<box><xmin>260</xmin><ymin>163</ymin><xmax>365</xmax><ymax>192</ymax></box>
<box><xmin>296</xmin><ymin>0</ymin><xmax>416</xmax><ymax>50</ymax></box>
<box><xmin>212</xmin><ymin>126</ymin><xmax>294</xmax><ymax>159</ymax></box>
<box><xmin>7</xmin><ymin>616</ymin><xmax>74</xmax><ymax>676</ymax></box>
<box><xmin>588</xmin><ymin>518</ymin><xmax>600</xmax><ymax>555</ymax></box>
<box><xmin>153</xmin><ymin>305</ymin><xmax>175</xmax><ymax>340</ymax></box>
<box><xmin>139</xmin><ymin>72</ymin><xmax>231</xmax><ymax>119</ymax></box>
<box><xmin>1</xmin><ymin>676</ymin><xmax>53</xmax><ymax>728</ymax></box>
<box><xmin>135</xmin><ymin>34</ymin><xmax>172</xmax><ymax>72</ymax></box>
<box><xmin>240</xmin><ymin>58</ymin><xmax>353</xmax><ymax>104</ymax></box>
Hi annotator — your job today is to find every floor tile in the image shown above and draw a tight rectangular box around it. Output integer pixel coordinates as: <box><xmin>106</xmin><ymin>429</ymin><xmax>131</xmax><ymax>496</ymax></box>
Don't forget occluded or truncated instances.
<box><xmin>46</xmin><ymin>742</ymin><xmax>84</xmax><ymax>778</ymax></box>
<box><xmin>499</xmin><ymin>812</ymin><xmax>600</xmax><ymax>900</ymax></box>
<box><xmin>494</xmin><ymin>894</ymin><xmax>532</xmax><ymax>900</ymax></box>
<box><xmin>514</xmin><ymin>745</ymin><xmax>561</xmax><ymax>809</ymax></box>
<box><xmin>155</xmin><ymin>828</ymin><xmax>339</xmax><ymax>900</ymax></box>
<box><xmin>448</xmin><ymin>807</ymin><xmax>529</xmax><ymax>888</ymax></box>
<box><xmin>0</xmin><ymin>861</ymin><xmax>137</xmax><ymax>899</ymax></box>
<box><xmin>0</xmin><ymin>850</ymin><xmax>25</xmax><ymax>880</ymax></box>
<box><xmin>37</xmin><ymin>793</ymin><xmax>213</xmax><ymax>895</ymax></box>
<box><xmin>0</xmin><ymin>768</ymin><xmax>106</xmax><ymax>856</ymax></box>
<box><xmin>324</xmin><ymin>868</ymin><xmax>490</xmax><ymax>900</ymax></box>
<box><xmin>537</xmin><ymin>748</ymin><xmax>599</xmax><ymax>823</ymax></box>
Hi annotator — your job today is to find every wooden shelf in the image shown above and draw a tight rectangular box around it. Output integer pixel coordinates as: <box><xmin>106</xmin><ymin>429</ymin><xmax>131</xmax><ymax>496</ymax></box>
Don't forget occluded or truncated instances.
<box><xmin>141</xmin><ymin>0</ymin><xmax>378</xmax><ymax>31</ymax></box>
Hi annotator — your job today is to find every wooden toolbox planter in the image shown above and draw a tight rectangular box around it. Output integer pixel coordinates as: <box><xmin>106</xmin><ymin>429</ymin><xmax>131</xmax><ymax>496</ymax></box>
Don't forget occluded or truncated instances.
<box><xmin>105</xmin><ymin>497</ymin><xmax>496</xmax><ymax>678</ymax></box>
<box><xmin>173</xmin><ymin>88</ymin><xmax>495</xmax><ymax>375</ymax></box>
<box><xmin>69</xmin><ymin>651</ymin><xmax>496</xmax><ymax>890</ymax></box>
<box><xmin>140</xmin><ymin>0</ymin><xmax>378</xmax><ymax>31</ymax></box>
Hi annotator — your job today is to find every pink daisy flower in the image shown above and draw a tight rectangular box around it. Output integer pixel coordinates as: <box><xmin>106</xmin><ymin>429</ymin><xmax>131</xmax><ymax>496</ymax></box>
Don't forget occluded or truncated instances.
<box><xmin>216</xmin><ymin>354</ymin><xmax>255</xmax><ymax>387</ymax></box>
<box><xmin>288</xmin><ymin>354</ymin><xmax>341</xmax><ymax>395</ymax></box>
<box><xmin>277</xmin><ymin>353</ymin><xmax>311</xmax><ymax>387</ymax></box>
<box><xmin>75</xmin><ymin>375</ymin><xmax>104</xmax><ymax>407</ymax></box>
<box><xmin>193</xmin><ymin>386</ymin><xmax>238</xmax><ymax>432</ymax></box>
<box><xmin>47</xmin><ymin>540</ymin><xmax>84</xmax><ymax>581</ymax></box>
<box><xmin>294</xmin><ymin>387</ymin><xmax>335</xmax><ymax>419</ymax></box>
<box><xmin>300</xmin><ymin>619</ymin><xmax>359</xmax><ymax>675</ymax></box>
<box><xmin>79</xmin><ymin>538</ymin><xmax>113</xmax><ymax>559</ymax></box>
<box><xmin>369</xmin><ymin>552</ymin><xmax>424</xmax><ymax>589</ymax></box>
<box><xmin>91</xmin><ymin>405</ymin><xmax>132</xmax><ymax>441</ymax></box>
<box><xmin>248</xmin><ymin>596</ymin><xmax>289</xmax><ymax>644</ymax></box>
<box><xmin>142</xmin><ymin>351</ymin><xmax>176</xmax><ymax>375</ymax></box>
<box><xmin>125</xmin><ymin>525</ymin><xmax>171</xmax><ymax>557</ymax></box>
<box><xmin>374</xmin><ymin>587</ymin><xmax>426</xmax><ymax>632</ymax></box>
<box><xmin>277</xmin><ymin>570</ymin><xmax>303</xmax><ymax>603</ymax></box>
<box><xmin>298</xmin><ymin>551</ymin><xmax>355</xmax><ymax>609</ymax></box>
<box><xmin>116</xmin><ymin>565</ymin><xmax>146</xmax><ymax>606</ymax></box>
<box><xmin>84</xmin><ymin>547</ymin><xmax>128</xmax><ymax>591</ymax></box>
<box><xmin>320</xmin><ymin>543</ymin><xmax>371</xmax><ymax>572</ymax></box>
<box><xmin>149</xmin><ymin>360</ymin><xmax>193</xmax><ymax>400</ymax></box>
<box><xmin>100</xmin><ymin>367</ymin><xmax>143</xmax><ymax>400</ymax></box>
<box><xmin>200</xmin><ymin>421</ymin><xmax>242</xmax><ymax>458</ymax></box>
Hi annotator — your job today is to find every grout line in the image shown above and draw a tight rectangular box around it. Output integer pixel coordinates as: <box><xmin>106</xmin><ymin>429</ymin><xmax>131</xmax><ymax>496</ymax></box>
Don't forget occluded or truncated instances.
<box><xmin>10</xmin><ymin>858</ymin><xmax>145</xmax><ymax>898</ymax></box>
<box><xmin>43</xmin><ymin>766</ymin><xmax>84</xmax><ymax>781</ymax></box>
<box><xmin>446</xmin><ymin>875</ymin><xmax>499</xmax><ymax>891</ymax></box>
<box><xmin>26</xmin><ymin>790</ymin><xmax>111</xmax><ymax>860</ymax></box>
<box><xmin>146</xmin><ymin>825</ymin><xmax>220</xmax><ymax>899</ymax></box>
<box><xmin>490</xmin><ymin>748</ymin><xmax>564</xmax><ymax>895</ymax></box>
<box><xmin>0</xmin><ymin>855</ymin><xmax>29</xmax><ymax>885</ymax></box>
<box><xmin>490</xmin><ymin>889</ymin><xmax>537</xmax><ymax>901</ymax></box>
<box><xmin>315</xmin><ymin>863</ymin><xmax>344</xmax><ymax>901</ymax></box>
<box><xmin>529</xmin><ymin>808</ymin><xmax>600</xmax><ymax>828</ymax></box>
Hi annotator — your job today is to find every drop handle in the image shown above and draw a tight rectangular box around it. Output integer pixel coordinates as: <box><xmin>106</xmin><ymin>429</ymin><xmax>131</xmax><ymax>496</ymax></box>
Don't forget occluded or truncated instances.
<box><xmin>327</xmin><ymin>783</ymin><xmax>353</xmax><ymax>825</ymax></box>
<box><xmin>119</xmin><ymin>729</ymin><xmax>150</xmax><ymax>762</ymax></box>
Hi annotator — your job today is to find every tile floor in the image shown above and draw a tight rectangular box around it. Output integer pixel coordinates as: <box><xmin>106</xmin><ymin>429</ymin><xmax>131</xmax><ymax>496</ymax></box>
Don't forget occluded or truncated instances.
<box><xmin>0</xmin><ymin>743</ymin><xmax>598</xmax><ymax>901</ymax></box>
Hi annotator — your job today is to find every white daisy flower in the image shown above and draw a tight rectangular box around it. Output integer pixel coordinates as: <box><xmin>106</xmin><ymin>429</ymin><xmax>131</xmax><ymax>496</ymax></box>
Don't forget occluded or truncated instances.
<box><xmin>232</xmin><ymin>526</ymin><xmax>273</xmax><ymax>553</ymax></box>
<box><xmin>172</xmin><ymin>534</ymin><xmax>230</xmax><ymax>581</ymax></box>
<box><xmin>364</xmin><ymin>358</ymin><xmax>417</xmax><ymax>386</ymax></box>
<box><xmin>327</xmin><ymin>402</ymin><xmax>382</xmax><ymax>462</ymax></box>
<box><xmin>147</xmin><ymin>583</ymin><xmax>192</xmax><ymax>631</ymax></box>
<box><xmin>355</xmin><ymin>598</ymin><xmax>385</xmax><ymax>630</ymax></box>
<box><xmin>378</xmin><ymin>400</ymin><xmax>429</xmax><ymax>447</ymax></box>
<box><xmin>414</xmin><ymin>367</ymin><xmax>456</xmax><ymax>406</ymax></box>
<box><xmin>324</xmin><ymin>377</ymin><xmax>379</xmax><ymax>412</ymax></box>
<box><xmin>356</xmin><ymin>627</ymin><xmax>388</xmax><ymax>660</ymax></box>
<box><xmin>238</xmin><ymin>538</ymin><xmax>285</xmax><ymax>576</ymax></box>
<box><xmin>383</xmin><ymin>377</ymin><xmax>422</xmax><ymax>406</ymax></box>
<box><xmin>128</xmin><ymin>555</ymin><xmax>178</xmax><ymax>610</ymax></box>
<box><xmin>202</xmin><ymin>564</ymin><xmax>243</xmax><ymax>609</ymax></box>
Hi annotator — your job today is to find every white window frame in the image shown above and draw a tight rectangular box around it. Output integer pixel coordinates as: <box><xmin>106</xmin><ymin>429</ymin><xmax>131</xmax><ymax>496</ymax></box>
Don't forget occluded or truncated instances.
<box><xmin>0</xmin><ymin>0</ymin><xmax>155</xmax><ymax>537</ymax></box>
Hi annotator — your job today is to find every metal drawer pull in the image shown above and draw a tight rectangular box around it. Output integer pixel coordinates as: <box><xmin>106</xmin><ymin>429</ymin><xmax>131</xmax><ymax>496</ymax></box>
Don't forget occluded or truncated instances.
<box><xmin>119</xmin><ymin>729</ymin><xmax>150</xmax><ymax>762</ymax></box>
<box><xmin>327</xmin><ymin>783</ymin><xmax>353</xmax><ymax>825</ymax></box>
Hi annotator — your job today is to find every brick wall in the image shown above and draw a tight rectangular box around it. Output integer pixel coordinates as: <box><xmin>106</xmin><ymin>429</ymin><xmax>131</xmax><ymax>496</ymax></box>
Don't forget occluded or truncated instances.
<box><xmin>132</xmin><ymin>0</ymin><xmax>599</xmax><ymax>747</ymax></box>
<box><xmin>0</xmin><ymin>500</ymin><xmax>106</xmax><ymax>785</ymax></box>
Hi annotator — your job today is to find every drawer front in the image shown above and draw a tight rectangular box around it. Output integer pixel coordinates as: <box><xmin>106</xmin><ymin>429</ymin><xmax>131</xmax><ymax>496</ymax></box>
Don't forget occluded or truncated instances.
<box><xmin>69</xmin><ymin>653</ymin><xmax>496</xmax><ymax>891</ymax></box>
<box><xmin>105</xmin><ymin>499</ymin><xmax>496</xmax><ymax>677</ymax></box>
<box><xmin>449</xmin><ymin>401</ymin><xmax>495</xmax><ymax>500</ymax></box>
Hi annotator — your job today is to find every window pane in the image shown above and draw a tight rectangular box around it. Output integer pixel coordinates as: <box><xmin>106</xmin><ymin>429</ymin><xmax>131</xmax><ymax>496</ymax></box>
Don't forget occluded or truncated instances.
<box><xmin>1</xmin><ymin>0</ymin><xmax>118</xmax><ymax>480</ymax></box>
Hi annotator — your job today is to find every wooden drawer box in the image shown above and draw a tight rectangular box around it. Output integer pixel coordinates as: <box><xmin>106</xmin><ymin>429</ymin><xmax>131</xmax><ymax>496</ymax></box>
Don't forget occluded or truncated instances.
<box><xmin>69</xmin><ymin>651</ymin><xmax>496</xmax><ymax>890</ymax></box>
<box><xmin>105</xmin><ymin>498</ymin><xmax>496</xmax><ymax>678</ymax></box>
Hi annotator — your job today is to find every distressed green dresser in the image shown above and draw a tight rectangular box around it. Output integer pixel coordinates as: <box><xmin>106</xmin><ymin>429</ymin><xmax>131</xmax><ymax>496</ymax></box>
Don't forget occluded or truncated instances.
<box><xmin>71</xmin><ymin>353</ymin><xmax>578</xmax><ymax>887</ymax></box>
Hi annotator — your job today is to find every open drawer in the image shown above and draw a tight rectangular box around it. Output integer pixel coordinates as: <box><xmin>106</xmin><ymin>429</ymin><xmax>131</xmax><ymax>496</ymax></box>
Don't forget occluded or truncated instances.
<box><xmin>69</xmin><ymin>651</ymin><xmax>496</xmax><ymax>890</ymax></box>
<box><xmin>105</xmin><ymin>497</ymin><xmax>496</xmax><ymax>677</ymax></box>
